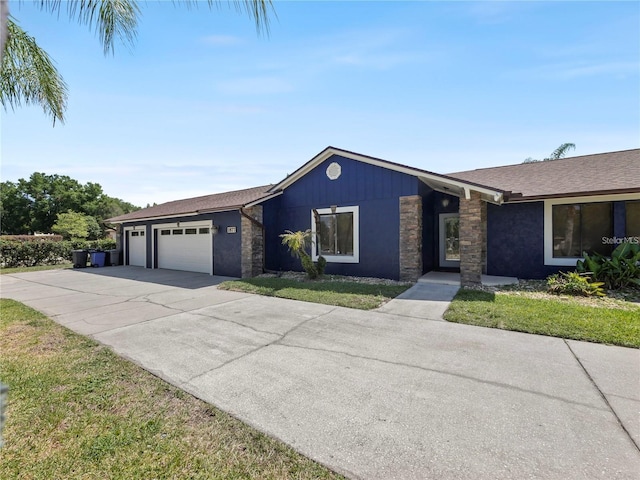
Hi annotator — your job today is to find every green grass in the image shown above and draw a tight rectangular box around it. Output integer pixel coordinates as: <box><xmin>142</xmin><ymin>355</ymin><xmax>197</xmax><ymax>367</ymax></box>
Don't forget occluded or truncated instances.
<box><xmin>444</xmin><ymin>289</ymin><xmax>640</xmax><ymax>348</ymax></box>
<box><xmin>0</xmin><ymin>298</ymin><xmax>343</xmax><ymax>480</ymax></box>
<box><xmin>219</xmin><ymin>277</ymin><xmax>411</xmax><ymax>310</ymax></box>
<box><xmin>0</xmin><ymin>263</ymin><xmax>72</xmax><ymax>275</ymax></box>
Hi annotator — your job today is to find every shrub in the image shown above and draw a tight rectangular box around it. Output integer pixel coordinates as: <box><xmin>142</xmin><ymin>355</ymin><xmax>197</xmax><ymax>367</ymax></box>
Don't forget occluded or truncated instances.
<box><xmin>547</xmin><ymin>271</ymin><xmax>605</xmax><ymax>297</ymax></box>
<box><xmin>576</xmin><ymin>242</ymin><xmax>640</xmax><ymax>290</ymax></box>
<box><xmin>0</xmin><ymin>239</ymin><xmax>116</xmax><ymax>268</ymax></box>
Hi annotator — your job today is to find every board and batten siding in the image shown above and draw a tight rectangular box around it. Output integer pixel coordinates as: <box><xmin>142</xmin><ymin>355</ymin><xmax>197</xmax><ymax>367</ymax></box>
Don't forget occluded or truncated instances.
<box><xmin>264</xmin><ymin>154</ymin><xmax>425</xmax><ymax>280</ymax></box>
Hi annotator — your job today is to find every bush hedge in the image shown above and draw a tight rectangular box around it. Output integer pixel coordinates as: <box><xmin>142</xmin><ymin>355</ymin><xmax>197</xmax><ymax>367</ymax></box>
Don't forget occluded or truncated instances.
<box><xmin>0</xmin><ymin>239</ymin><xmax>117</xmax><ymax>268</ymax></box>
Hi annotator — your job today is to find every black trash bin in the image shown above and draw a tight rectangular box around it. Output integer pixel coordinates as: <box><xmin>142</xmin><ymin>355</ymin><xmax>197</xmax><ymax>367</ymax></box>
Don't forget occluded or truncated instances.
<box><xmin>72</xmin><ymin>250</ymin><xmax>88</xmax><ymax>268</ymax></box>
<box><xmin>108</xmin><ymin>249</ymin><xmax>121</xmax><ymax>266</ymax></box>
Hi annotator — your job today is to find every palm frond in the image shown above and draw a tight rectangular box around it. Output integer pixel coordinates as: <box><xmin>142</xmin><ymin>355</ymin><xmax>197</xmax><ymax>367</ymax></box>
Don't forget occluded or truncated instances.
<box><xmin>37</xmin><ymin>0</ymin><xmax>140</xmax><ymax>55</ymax></box>
<box><xmin>548</xmin><ymin>143</ymin><xmax>576</xmax><ymax>161</ymax></box>
<box><xmin>180</xmin><ymin>0</ymin><xmax>274</xmax><ymax>35</ymax></box>
<box><xmin>0</xmin><ymin>17</ymin><xmax>68</xmax><ymax>125</ymax></box>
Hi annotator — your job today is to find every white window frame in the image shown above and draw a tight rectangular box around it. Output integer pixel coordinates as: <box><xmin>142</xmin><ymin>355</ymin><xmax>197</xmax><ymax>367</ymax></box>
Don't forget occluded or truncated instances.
<box><xmin>543</xmin><ymin>193</ymin><xmax>640</xmax><ymax>266</ymax></box>
<box><xmin>311</xmin><ymin>206</ymin><xmax>359</xmax><ymax>264</ymax></box>
<box><xmin>439</xmin><ymin>213</ymin><xmax>460</xmax><ymax>268</ymax></box>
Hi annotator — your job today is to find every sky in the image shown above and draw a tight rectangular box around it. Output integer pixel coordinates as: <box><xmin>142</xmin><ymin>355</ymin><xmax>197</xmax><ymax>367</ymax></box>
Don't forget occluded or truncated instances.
<box><xmin>1</xmin><ymin>1</ymin><xmax>639</xmax><ymax>207</ymax></box>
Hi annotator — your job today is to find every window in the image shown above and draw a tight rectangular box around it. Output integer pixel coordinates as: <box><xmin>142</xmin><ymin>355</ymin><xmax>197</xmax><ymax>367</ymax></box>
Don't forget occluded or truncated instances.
<box><xmin>185</xmin><ymin>228</ymin><xmax>197</xmax><ymax>235</ymax></box>
<box><xmin>311</xmin><ymin>206</ymin><xmax>359</xmax><ymax>263</ymax></box>
<box><xmin>552</xmin><ymin>202</ymin><xmax>612</xmax><ymax>258</ymax></box>
<box><xmin>627</xmin><ymin>201</ymin><xmax>640</xmax><ymax>239</ymax></box>
<box><xmin>140</xmin><ymin>231</ymin><xmax>145</xmax><ymax>237</ymax></box>
<box><xmin>131</xmin><ymin>231</ymin><xmax>139</xmax><ymax>237</ymax></box>
<box><xmin>172</xmin><ymin>229</ymin><xmax>183</xmax><ymax>235</ymax></box>
<box><xmin>160</xmin><ymin>230</ymin><xmax>170</xmax><ymax>236</ymax></box>
<box><xmin>199</xmin><ymin>227</ymin><xmax>210</xmax><ymax>234</ymax></box>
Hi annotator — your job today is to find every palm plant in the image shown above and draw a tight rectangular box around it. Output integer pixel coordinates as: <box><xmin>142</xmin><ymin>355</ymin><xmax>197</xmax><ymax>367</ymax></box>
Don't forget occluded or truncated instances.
<box><xmin>280</xmin><ymin>229</ymin><xmax>326</xmax><ymax>279</ymax></box>
<box><xmin>0</xmin><ymin>0</ymin><xmax>273</xmax><ymax>125</ymax></box>
<box><xmin>523</xmin><ymin>143</ymin><xmax>576</xmax><ymax>163</ymax></box>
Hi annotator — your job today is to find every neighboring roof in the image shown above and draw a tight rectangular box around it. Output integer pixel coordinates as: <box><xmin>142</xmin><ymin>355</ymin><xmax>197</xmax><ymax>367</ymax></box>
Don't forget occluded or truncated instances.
<box><xmin>270</xmin><ymin>146</ymin><xmax>506</xmax><ymax>204</ymax></box>
<box><xmin>447</xmin><ymin>149</ymin><xmax>640</xmax><ymax>201</ymax></box>
<box><xmin>106</xmin><ymin>185</ymin><xmax>275</xmax><ymax>223</ymax></box>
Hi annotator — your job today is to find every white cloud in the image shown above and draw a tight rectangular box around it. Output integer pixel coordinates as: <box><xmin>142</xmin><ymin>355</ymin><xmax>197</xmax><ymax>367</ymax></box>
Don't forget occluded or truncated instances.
<box><xmin>200</xmin><ymin>34</ymin><xmax>243</xmax><ymax>46</ymax></box>
<box><xmin>511</xmin><ymin>61</ymin><xmax>639</xmax><ymax>80</ymax></box>
<box><xmin>216</xmin><ymin>76</ymin><xmax>294</xmax><ymax>95</ymax></box>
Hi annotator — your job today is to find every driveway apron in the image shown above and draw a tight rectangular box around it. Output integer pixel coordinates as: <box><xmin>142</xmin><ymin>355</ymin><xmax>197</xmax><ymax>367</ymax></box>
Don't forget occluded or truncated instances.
<box><xmin>1</xmin><ymin>268</ymin><xmax>639</xmax><ymax>479</ymax></box>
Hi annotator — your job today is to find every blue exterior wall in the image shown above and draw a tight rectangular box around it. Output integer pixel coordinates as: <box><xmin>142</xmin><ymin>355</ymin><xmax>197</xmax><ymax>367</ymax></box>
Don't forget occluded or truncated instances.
<box><xmin>486</xmin><ymin>202</ymin><xmax>560</xmax><ymax>279</ymax></box>
<box><xmin>121</xmin><ymin>210</ymin><xmax>242</xmax><ymax>277</ymax></box>
<box><xmin>487</xmin><ymin>199</ymin><xmax>639</xmax><ymax>279</ymax></box>
<box><xmin>264</xmin><ymin>154</ymin><xmax>422</xmax><ymax>280</ymax></box>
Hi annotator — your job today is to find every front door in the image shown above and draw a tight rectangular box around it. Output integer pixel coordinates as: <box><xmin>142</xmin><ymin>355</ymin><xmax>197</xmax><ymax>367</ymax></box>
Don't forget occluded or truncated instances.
<box><xmin>439</xmin><ymin>213</ymin><xmax>460</xmax><ymax>268</ymax></box>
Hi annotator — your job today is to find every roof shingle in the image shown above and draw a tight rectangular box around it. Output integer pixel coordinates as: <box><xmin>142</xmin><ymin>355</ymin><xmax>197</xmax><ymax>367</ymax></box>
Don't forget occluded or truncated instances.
<box><xmin>107</xmin><ymin>185</ymin><xmax>274</xmax><ymax>223</ymax></box>
<box><xmin>447</xmin><ymin>149</ymin><xmax>640</xmax><ymax>200</ymax></box>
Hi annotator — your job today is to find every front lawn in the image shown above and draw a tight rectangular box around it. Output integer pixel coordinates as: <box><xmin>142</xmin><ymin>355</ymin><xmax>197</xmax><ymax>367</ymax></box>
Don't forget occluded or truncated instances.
<box><xmin>0</xmin><ymin>263</ymin><xmax>72</xmax><ymax>275</ymax></box>
<box><xmin>218</xmin><ymin>276</ymin><xmax>411</xmax><ymax>310</ymax></box>
<box><xmin>444</xmin><ymin>288</ymin><xmax>640</xmax><ymax>348</ymax></box>
<box><xmin>0</xmin><ymin>298</ymin><xmax>343</xmax><ymax>480</ymax></box>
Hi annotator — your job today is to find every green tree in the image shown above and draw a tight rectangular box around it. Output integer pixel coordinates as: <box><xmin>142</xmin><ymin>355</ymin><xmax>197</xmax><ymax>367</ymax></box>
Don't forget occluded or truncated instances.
<box><xmin>1</xmin><ymin>1</ymin><xmax>273</xmax><ymax>125</ymax></box>
<box><xmin>524</xmin><ymin>143</ymin><xmax>576</xmax><ymax>163</ymax></box>
<box><xmin>0</xmin><ymin>180</ymin><xmax>30</xmax><ymax>234</ymax></box>
<box><xmin>51</xmin><ymin>211</ymin><xmax>91</xmax><ymax>240</ymax></box>
<box><xmin>0</xmin><ymin>172</ymin><xmax>140</xmax><ymax>235</ymax></box>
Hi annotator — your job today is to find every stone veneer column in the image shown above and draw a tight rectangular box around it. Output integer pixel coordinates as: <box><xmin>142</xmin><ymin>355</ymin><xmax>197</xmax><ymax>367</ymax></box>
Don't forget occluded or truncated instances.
<box><xmin>399</xmin><ymin>195</ymin><xmax>423</xmax><ymax>282</ymax></box>
<box><xmin>241</xmin><ymin>206</ymin><xmax>264</xmax><ymax>278</ymax></box>
<box><xmin>459</xmin><ymin>191</ymin><xmax>487</xmax><ymax>286</ymax></box>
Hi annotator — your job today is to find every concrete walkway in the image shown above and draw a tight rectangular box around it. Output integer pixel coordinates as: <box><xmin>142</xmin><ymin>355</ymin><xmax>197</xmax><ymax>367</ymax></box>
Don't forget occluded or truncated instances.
<box><xmin>1</xmin><ymin>267</ymin><xmax>639</xmax><ymax>479</ymax></box>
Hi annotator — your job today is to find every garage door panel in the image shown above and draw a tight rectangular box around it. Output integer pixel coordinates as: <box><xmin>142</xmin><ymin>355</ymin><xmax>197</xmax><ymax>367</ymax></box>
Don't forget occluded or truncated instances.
<box><xmin>128</xmin><ymin>231</ymin><xmax>146</xmax><ymax>267</ymax></box>
<box><xmin>157</xmin><ymin>227</ymin><xmax>211</xmax><ymax>274</ymax></box>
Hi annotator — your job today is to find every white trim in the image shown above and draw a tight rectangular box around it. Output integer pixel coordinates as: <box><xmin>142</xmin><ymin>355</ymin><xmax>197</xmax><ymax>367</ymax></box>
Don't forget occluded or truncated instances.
<box><xmin>439</xmin><ymin>213</ymin><xmax>460</xmax><ymax>268</ymax></box>
<box><xmin>311</xmin><ymin>206</ymin><xmax>360</xmax><ymax>264</ymax></box>
<box><xmin>152</xmin><ymin>220</ymin><xmax>213</xmax><ymax>275</ymax></box>
<box><xmin>123</xmin><ymin>226</ymin><xmax>147</xmax><ymax>268</ymax></box>
<box><xmin>244</xmin><ymin>191</ymin><xmax>283</xmax><ymax>207</ymax></box>
<box><xmin>271</xmin><ymin>147</ymin><xmax>504</xmax><ymax>204</ymax></box>
<box><xmin>543</xmin><ymin>193</ymin><xmax>640</xmax><ymax>266</ymax></box>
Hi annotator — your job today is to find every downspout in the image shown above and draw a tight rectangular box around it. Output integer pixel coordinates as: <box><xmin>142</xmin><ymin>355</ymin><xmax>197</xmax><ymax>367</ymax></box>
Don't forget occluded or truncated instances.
<box><xmin>240</xmin><ymin>207</ymin><xmax>266</xmax><ymax>273</ymax></box>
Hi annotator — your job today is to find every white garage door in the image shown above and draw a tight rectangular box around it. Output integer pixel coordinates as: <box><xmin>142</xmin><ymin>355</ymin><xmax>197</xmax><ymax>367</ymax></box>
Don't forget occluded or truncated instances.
<box><xmin>157</xmin><ymin>226</ymin><xmax>212</xmax><ymax>274</ymax></box>
<box><xmin>128</xmin><ymin>230</ymin><xmax>146</xmax><ymax>267</ymax></box>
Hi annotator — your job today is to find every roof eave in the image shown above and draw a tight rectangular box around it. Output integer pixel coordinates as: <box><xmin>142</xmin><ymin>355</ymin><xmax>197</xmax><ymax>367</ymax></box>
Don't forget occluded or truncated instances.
<box><xmin>504</xmin><ymin>188</ymin><xmax>640</xmax><ymax>203</ymax></box>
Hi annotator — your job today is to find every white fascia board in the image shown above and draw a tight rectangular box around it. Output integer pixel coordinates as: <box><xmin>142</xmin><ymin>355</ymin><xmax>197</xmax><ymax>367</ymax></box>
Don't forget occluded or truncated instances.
<box><xmin>244</xmin><ymin>191</ymin><xmax>283</xmax><ymax>207</ymax></box>
<box><xmin>272</xmin><ymin>147</ymin><xmax>504</xmax><ymax>203</ymax></box>
<box><xmin>116</xmin><ymin>212</ymin><xmax>200</xmax><ymax>224</ymax></box>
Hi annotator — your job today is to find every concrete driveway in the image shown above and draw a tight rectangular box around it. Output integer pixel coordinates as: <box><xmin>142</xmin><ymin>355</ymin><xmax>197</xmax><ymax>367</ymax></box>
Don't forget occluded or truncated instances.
<box><xmin>1</xmin><ymin>267</ymin><xmax>639</xmax><ymax>479</ymax></box>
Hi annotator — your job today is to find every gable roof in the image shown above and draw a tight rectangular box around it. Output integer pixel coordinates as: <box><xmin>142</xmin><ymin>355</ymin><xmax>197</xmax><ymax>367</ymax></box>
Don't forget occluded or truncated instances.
<box><xmin>106</xmin><ymin>185</ymin><xmax>275</xmax><ymax>223</ymax></box>
<box><xmin>269</xmin><ymin>146</ymin><xmax>506</xmax><ymax>204</ymax></box>
<box><xmin>447</xmin><ymin>149</ymin><xmax>640</xmax><ymax>201</ymax></box>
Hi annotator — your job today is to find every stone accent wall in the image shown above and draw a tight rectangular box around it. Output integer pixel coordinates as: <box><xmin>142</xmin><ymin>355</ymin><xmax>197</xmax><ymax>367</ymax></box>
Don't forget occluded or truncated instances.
<box><xmin>459</xmin><ymin>191</ymin><xmax>487</xmax><ymax>286</ymax></box>
<box><xmin>241</xmin><ymin>206</ymin><xmax>264</xmax><ymax>278</ymax></box>
<box><xmin>399</xmin><ymin>195</ymin><xmax>423</xmax><ymax>282</ymax></box>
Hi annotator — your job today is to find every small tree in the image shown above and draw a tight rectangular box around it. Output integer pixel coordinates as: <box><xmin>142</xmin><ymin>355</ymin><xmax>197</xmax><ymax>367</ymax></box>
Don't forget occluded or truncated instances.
<box><xmin>51</xmin><ymin>211</ymin><xmax>89</xmax><ymax>240</ymax></box>
<box><xmin>280</xmin><ymin>229</ymin><xmax>326</xmax><ymax>279</ymax></box>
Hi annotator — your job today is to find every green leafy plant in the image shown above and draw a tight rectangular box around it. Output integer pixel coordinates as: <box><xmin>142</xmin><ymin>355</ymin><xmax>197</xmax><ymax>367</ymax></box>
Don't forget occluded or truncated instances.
<box><xmin>547</xmin><ymin>271</ymin><xmax>605</xmax><ymax>297</ymax></box>
<box><xmin>0</xmin><ymin>238</ymin><xmax>115</xmax><ymax>268</ymax></box>
<box><xmin>279</xmin><ymin>229</ymin><xmax>326</xmax><ymax>279</ymax></box>
<box><xmin>576</xmin><ymin>242</ymin><xmax>640</xmax><ymax>289</ymax></box>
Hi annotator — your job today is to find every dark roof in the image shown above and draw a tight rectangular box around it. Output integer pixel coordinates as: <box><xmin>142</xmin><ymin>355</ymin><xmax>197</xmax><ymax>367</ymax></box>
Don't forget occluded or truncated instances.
<box><xmin>107</xmin><ymin>185</ymin><xmax>275</xmax><ymax>223</ymax></box>
<box><xmin>447</xmin><ymin>149</ymin><xmax>640</xmax><ymax>201</ymax></box>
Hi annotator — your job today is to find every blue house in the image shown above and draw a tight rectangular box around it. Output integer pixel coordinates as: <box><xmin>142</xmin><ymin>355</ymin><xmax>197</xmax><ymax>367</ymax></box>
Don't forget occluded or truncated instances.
<box><xmin>107</xmin><ymin>147</ymin><xmax>640</xmax><ymax>286</ymax></box>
